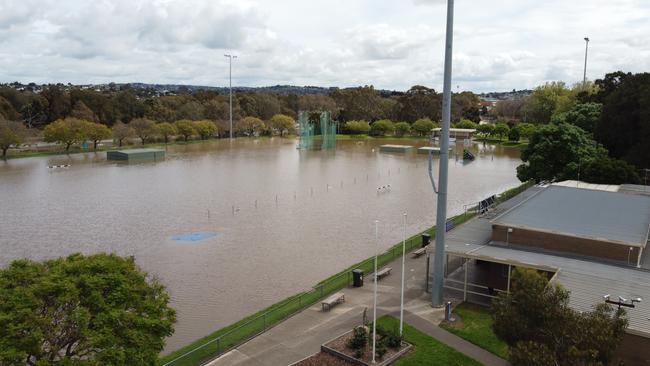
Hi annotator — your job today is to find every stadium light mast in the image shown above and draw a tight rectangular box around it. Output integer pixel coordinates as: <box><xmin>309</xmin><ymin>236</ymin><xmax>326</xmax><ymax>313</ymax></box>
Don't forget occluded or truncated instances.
<box><xmin>431</xmin><ymin>0</ymin><xmax>454</xmax><ymax>307</ymax></box>
<box><xmin>224</xmin><ymin>54</ymin><xmax>237</xmax><ymax>140</ymax></box>
<box><xmin>583</xmin><ymin>37</ymin><xmax>590</xmax><ymax>86</ymax></box>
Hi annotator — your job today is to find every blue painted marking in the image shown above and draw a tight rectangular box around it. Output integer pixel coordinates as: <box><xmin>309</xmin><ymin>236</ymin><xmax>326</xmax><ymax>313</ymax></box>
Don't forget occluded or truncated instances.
<box><xmin>172</xmin><ymin>231</ymin><xmax>221</xmax><ymax>241</ymax></box>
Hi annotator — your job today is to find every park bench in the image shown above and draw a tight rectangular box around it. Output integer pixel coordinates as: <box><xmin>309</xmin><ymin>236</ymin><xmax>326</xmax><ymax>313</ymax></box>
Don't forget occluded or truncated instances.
<box><xmin>373</xmin><ymin>267</ymin><xmax>392</xmax><ymax>281</ymax></box>
<box><xmin>412</xmin><ymin>247</ymin><xmax>427</xmax><ymax>258</ymax></box>
<box><xmin>322</xmin><ymin>292</ymin><xmax>345</xmax><ymax>312</ymax></box>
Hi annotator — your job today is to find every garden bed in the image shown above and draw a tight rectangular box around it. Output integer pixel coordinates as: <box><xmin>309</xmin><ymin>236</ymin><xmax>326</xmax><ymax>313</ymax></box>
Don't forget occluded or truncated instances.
<box><xmin>321</xmin><ymin>327</ymin><xmax>412</xmax><ymax>366</ymax></box>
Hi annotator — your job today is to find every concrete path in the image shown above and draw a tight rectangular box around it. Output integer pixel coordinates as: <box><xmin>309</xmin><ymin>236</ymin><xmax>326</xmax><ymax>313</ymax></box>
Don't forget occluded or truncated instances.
<box><xmin>204</xmin><ymin>229</ymin><xmax>511</xmax><ymax>366</ymax></box>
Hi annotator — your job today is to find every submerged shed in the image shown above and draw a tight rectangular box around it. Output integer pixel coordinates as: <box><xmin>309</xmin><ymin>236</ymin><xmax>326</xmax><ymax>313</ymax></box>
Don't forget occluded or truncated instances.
<box><xmin>107</xmin><ymin>148</ymin><xmax>165</xmax><ymax>161</ymax></box>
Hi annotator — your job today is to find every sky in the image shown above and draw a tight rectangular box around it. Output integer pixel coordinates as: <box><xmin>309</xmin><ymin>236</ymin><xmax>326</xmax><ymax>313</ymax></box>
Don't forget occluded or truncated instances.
<box><xmin>0</xmin><ymin>0</ymin><xmax>648</xmax><ymax>92</ymax></box>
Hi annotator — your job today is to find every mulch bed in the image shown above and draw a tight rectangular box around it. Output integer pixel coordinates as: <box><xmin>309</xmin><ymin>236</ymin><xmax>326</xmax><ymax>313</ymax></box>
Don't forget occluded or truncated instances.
<box><xmin>294</xmin><ymin>351</ymin><xmax>356</xmax><ymax>366</ymax></box>
<box><xmin>325</xmin><ymin>328</ymin><xmax>408</xmax><ymax>365</ymax></box>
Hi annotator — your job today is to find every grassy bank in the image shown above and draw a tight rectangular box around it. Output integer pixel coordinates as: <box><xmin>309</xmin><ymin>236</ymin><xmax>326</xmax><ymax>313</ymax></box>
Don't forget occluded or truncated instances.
<box><xmin>378</xmin><ymin>316</ymin><xmax>483</xmax><ymax>366</ymax></box>
<box><xmin>440</xmin><ymin>303</ymin><xmax>508</xmax><ymax>359</ymax></box>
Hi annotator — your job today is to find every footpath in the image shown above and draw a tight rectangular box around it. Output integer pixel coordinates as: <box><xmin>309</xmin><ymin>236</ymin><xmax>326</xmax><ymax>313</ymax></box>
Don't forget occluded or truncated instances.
<box><xmin>205</xmin><ymin>228</ymin><xmax>510</xmax><ymax>366</ymax></box>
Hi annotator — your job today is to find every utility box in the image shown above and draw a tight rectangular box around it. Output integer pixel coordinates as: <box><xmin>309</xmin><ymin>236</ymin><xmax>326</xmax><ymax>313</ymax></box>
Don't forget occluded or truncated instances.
<box><xmin>352</xmin><ymin>269</ymin><xmax>364</xmax><ymax>287</ymax></box>
<box><xmin>422</xmin><ymin>233</ymin><xmax>431</xmax><ymax>247</ymax></box>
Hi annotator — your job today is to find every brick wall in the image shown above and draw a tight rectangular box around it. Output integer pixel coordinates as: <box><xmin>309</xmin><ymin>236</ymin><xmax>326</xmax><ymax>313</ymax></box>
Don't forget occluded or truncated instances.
<box><xmin>492</xmin><ymin>225</ymin><xmax>641</xmax><ymax>264</ymax></box>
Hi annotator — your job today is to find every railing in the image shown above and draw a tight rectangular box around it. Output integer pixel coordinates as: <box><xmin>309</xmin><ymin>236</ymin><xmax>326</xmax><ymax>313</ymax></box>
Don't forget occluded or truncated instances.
<box><xmin>160</xmin><ymin>224</ymin><xmax>443</xmax><ymax>366</ymax></box>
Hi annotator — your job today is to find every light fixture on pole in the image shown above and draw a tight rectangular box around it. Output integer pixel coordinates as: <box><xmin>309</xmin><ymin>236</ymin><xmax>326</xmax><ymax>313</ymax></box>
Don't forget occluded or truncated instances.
<box><xmin>399</xmin><ymin>212</ymin><xmax>407</xmax><ymax>336</ymax></box>
<box><xmin>583</xmin><ymin>37</ymin><xmax>590</xmax><ymax>86</ymax></box>
<box><xmin>224</xmin><ymin>54</ymin><xmax>237</xmax><ymax>140</ymax></box>
<box><xmin>431</xmin><ymin>0</ymin><xmax>455</xmax><ymax>308</ymax></box>
<box><xmin>372</xmin><ymin>219</ymin><xmax>379</xmax><ymax>364</ymax></box>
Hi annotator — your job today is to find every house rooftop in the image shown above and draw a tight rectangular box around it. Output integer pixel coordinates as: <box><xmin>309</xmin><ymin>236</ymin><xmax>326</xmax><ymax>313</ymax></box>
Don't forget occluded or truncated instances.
<box><xmin>492</xmin><ymin>185</ymin><xmax>650</xmax><ymax>248</ymax></box>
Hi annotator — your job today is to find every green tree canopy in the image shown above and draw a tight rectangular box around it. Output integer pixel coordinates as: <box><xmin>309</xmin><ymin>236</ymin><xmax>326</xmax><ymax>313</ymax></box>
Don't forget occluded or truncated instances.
<box><xmin>237</xmin><ymin>116</ymin><xmax>265</xmax><ymax>136</ymax></box>
<box><xmin>174</xmin><ymin>119</ymin><xmax>196</xmax><ymax>141</ymax></box>
<box><xmin>517</xmin><ymin>123</ymin><xmax>606</xmax><ymax>183</ymax></box>
<box><xmin>515</xmin><ymin>122</ymin><xmax>537</xmax><ymax>140</ymax></box>
<box><xmin>269</xmin><ymin>114</ymin><xmax>296</xmax><ymax>136</ymax></box>
<box><xmin>581</xmin><ymin>157</ymin><xmax>641</xmax><ymax>185</ymax></box>
<box><xmin>193</xmin><ymin>120</ymin><xmax>217</xmax><ymax>140</ymax></box>
<box><xmin>551</xmin><ymin>102</ymin><xmax>602</xmax><ymax>134</ymax></box>
<box><xmin>492</xmin><ymin>268</ymin><xmax>627</xmax><ymax>366</ymax></box>
<box><xmin>476</xmin><ymin>123</ymin><xmax>494</xmax><ymax>136</ymax></box>
<box><xmin>493</xmin><ymin>123</ymin><xmax>510</xmax><ymax>139</ymax></box>
<box><xmin>84</xmin><ymin>121</ymin><xmax>111</xmax><ymax>150</ymax></box>
<box><xmin>43</xmin><ymin>117</ymin><xmax>87</xmax><ymax>151</ymax></box>
<box><xmin>344</xmin><ymin>120</ymin><xmax>371</xmax><ymax>135</ymax></box>
<box><xmin>369</xmin><ymin>119</ymin><xmax>394</xmax><ymax>136</ymax></box>
<box><xmin>155</xmin><ymin>122</ymin><xmax>177</xmax><ymax>143</ymax></box>
<box><xmin>523</xmin><ymin>81</ymin><xmax>576</xmax><ymax>124</ymax></box>
<box><xmin>0</xmin><ymin>253</ymin><xmax>176</xmax><ymax>365</ymax></box>
<box><xmin>394</xmin><ymin>122</ymin><xmax>411</xmax><ymax>137</ymax></box>
<box><xmin>0</xmin><ymin>118</ymin><xmax>27</xmax><ymax>157</ymax></box>
<box><xmin>411</xmin><ymin>118</ymin><xmax>436</xmax><ymax>136</ymax></box>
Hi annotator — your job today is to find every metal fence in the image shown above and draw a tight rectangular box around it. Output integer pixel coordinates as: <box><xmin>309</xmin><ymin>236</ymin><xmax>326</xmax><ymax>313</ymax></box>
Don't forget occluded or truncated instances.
<box><xmin>161</xmin><ymin>231</ymin><xmax>431</xmax><ymax>366</ymax></box>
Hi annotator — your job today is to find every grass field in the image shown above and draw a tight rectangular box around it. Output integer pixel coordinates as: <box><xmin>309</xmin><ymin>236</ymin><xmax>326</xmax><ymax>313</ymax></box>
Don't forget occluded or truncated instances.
<box><xmin>377</xmin><ymin>316</ymin><xmax>483</xmax><ymax>366</ymax></box>
<box><xmin>440</xmin><ymin>303</ymin><xmax>508</xmax><ymax>360</ymax></box>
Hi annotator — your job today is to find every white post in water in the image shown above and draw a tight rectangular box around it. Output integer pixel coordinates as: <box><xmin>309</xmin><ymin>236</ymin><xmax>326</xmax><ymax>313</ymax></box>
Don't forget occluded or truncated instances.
<box><xmin>372</xmin><ymin>219</ymin><xmax>379</xmax><ymax>364</ymax></box>
<box><xmin>432</xmin><ymin>0</ymin><xmax>454</xmax><ymax>307</ymax></box>
<box><xmin>400</xmin><ymin>212</ymin><xmax>407</xmax><ymax>336</ymax></box>
<box><xmin>224</xmin><ymin>54</ymin><xmax>237</xmax><ymax>140</ymax></box>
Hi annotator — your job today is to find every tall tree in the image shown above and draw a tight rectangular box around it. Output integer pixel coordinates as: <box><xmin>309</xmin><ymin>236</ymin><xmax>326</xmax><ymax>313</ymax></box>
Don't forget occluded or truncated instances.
<box><xmin>594</xmin><ymin>72</ymin><xmax>650</xmax><ymax>168</ymax></box>
<box><xmin>0</xmin><ymin>253</ymin><xmax>176</xmax><ymax>365</ymax></box>
<box><xmin>70</xmin><ymin>100</ymin><xmax>97</xmax><ymax>122</ymax></box>
<box><xmin>174</xmin><ymin>120</ymin><xmax>196</xmax><ymax>142</ymax></box>
<box><xmin>155</xmin><ymin>122</ymin><xmax>177</xmax><ymax>144</ymax></box>
<box><xmin>395</xmin><ymin>85</ymin><xmax>441</xmax><ymax>122</ymax></box>
<box><xmin>297</xmin><ymin>94</ymin><xmax>338</xmax><ymax>118</ymax></box>
<box><xmin>41</xmin><ymin>85</ymin><xmax>71</xmax><ymax>122</ymax></box>
<box><xmin>269</xmin><ymin>114</ymin><xmax>295</xmax><ymax>136</ymax></box>
<box><xmin>523</xmin><ymin>82</ymin><xmax>575</xmax><ymax>124</ymax></box>
<box><xmin>331</xmin><ymin>86</ymin><xmax>385</xmax><ymax>122</ymax></box>
<box><xmin>0</xmin><ymin>118</ymin><xmax>27</xmax><ymax>158</ymax></box>
<box><xmin>551</xmin><ymin>102</ymin><xmax>602</xmax><ymax>134</ymax></box>
<box><xmin>112</xmin><ymin>121</ymin><xmax>134</xmax><ymax>147</ymax></box>
<box><xmin>192</xmin><ymin>120</ymin><xmax>217</xmax><ymax>140</ymax></box>
<box><xmin>84</xmin><ymin>122</ymin><xmax>111</xmax><ymax>150</ymax></box>
<box><xmin>517</xmin><ymin>123</ymin><xmax>607</xmax><ymax>183</ymax></box>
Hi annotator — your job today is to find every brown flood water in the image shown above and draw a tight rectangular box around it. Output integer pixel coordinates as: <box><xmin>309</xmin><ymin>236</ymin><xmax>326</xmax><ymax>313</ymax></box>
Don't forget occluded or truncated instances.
<box><xmin>0</xmin><ymin>138</ymin><xmax>521</xmax><ymax>352</ymax></box>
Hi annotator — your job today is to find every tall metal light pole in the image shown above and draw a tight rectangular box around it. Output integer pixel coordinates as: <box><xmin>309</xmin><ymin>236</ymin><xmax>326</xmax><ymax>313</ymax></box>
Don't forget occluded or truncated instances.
<box><xmin>372</xmin><ymin>220</ymin><xmax>379</xmax><ymax>364</ymax></box>
<box><xmin>224</xmin><ymin>54</ymin><xmax>237</xmax><ymax>140</ymax></box>
<box><xmin>583</xmin><ymin>37</ymin><xmax>590</xmax><ymax>86</ymax></box>
<box><xmin>399</xmin><ymin>212</ymin><xmax>407</xmax><ymax>336</ymax></box>
<box><xmin>431</xmin><ymin>0</ymin><xmax>454</xmax><ymax>307</ymax></box>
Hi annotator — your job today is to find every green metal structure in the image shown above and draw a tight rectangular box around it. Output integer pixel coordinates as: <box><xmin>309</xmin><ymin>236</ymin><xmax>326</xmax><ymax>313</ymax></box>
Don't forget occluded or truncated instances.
<box><xmin>298</xmin><ymin>111</ymin><xmax>336</xmax><ymax>150</ymax></box>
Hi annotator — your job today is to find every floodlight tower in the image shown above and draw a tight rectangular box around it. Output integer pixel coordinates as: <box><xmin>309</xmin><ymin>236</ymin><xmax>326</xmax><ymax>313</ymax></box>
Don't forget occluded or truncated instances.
<box><xmin>583</xmin><ymin>37</ymin><xmax>590</xmax><ymax>86</ymax></box>
<box><xmin>431</xmin><ymin>0</ymin><xmax>455</xmax><ymax>307</ymax></box>
<box><xmin>224</xmin><ymin>54</ymin><xmax>237</xmax><ymax>140</ymax></box>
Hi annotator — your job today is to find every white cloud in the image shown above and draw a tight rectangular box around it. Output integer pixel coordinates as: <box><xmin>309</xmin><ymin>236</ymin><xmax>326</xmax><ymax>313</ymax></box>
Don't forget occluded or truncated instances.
<box><xmin>0</xmin><ymin>0</ymin><xmax>648</xmax><ymax>92</ymax></box>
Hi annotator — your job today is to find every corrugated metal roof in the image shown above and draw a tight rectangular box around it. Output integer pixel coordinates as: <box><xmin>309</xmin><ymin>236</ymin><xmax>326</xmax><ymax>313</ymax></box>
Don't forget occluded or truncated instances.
<box><xmin>492</xmin><ymin>185</ymin><xmax>650</xmax><ymax>247</ymax></box>
<box><xmin>446</xmin><ymin>242</ymin><xmax>650</xmax><ymax>337</ymax></box>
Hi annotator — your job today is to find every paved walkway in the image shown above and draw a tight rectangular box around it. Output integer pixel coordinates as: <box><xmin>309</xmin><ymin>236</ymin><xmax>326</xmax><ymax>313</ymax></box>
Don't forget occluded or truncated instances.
<box><xmin>205</xmin><ymin>223</ymin><xmax>511</xmax><ymax>366</ymax></box>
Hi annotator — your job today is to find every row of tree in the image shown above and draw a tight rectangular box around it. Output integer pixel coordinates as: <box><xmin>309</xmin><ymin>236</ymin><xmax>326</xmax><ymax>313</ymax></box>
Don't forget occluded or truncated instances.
<box><xmin>0</xmin><ymin>84</ymin><xmax>481</xmax><ymax>129</ymax></box>
<box><xmin>33</xmin><ymin>114</ymin><xmax>299</xmax><ymax>152</ymax></box>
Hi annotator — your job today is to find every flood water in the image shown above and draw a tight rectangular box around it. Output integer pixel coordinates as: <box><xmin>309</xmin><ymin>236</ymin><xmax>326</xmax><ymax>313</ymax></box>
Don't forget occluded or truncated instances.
<box><xmin>0</xmin><ymin>138</ymin><xmax>521</xmax><ymax>352</ymax></box>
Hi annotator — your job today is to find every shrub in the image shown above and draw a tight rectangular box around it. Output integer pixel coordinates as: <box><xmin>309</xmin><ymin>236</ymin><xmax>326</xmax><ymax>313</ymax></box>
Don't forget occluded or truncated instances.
<box><xmin>347</xmin><ymin>326</ymin><xmax>368</xmax><ymax>351</ymax></box>
<box><xmin>508</xmin><ymin>126</ymin><xmax>521</xmax><ymax>142</ymax></box>
<box><xmin>375</xmin><ymin>339</ymin><xmax>388</xmax><ymax>359</ymax></box>
<box><xmin>344</xmin><ymin>120</ymin><xmax>371</xmax><ymax>135</ymax></box>
<box><xmin>369</xmin><ymin>119</ymin><xmax>394</xmax><ymax>136</ymax></box>
<box><xmin>412</xmin><ymin>118</ymin><xmax>436</xmax><ymax>136</ymax></box>
<box><xmin>456</xmin><ymin>119</ymin><xmax>478</xmax><ymax>129</ymax></box>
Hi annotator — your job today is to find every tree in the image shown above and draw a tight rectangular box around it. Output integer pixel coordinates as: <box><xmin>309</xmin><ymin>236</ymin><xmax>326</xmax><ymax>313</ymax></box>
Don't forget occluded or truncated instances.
<box><xmin>176</xmin><ymin>101</ymin><xmax>205</xmax><ymax>120</ymax></box>
<box><xmin>174</xmin><ymin>119</ymin><xmax>196</xmax><ymax>142</ymax></box>
<box><xmin>298</xmin><ymin>94</ymin><xmax>338</xmax><ymax>119</ymax></box>
<box><xmin>129</xmin><ymin>118</ymin><xmax>156</xmax><ymax>145</ymax></box>
<box><xmin>41</xmin><ymin>85</ymin><xmax>71</xmax><ymax>123</ymax></box>
<box><xmin>112</xmin><ymin>121</ymin><xmax>134</xmax><ymax>147</ymax></box>
<box><xmin>331</xmin><ymin>86</ymin><xmax>385</xmax><ymax>122</ymax></box>
<box><xmin>523</xmin><ymin>82</ymin><xmax>576</xmax><ymax>124</ymax></box>
<box><xmin>0</xmin><ymin>253</ymin><xmax>176</xmax><ymax>365</ymax></box>
<box><xmin>411</xmin><ymin>118</ymin><xmax>436</xmax><ymax>136</ymax></box>
<box><xmin>395</xmin><ymin>85</ymin><xmax>441</xmax><ymax>122</ymax></box>
<box><xmin>551</xmin><ymin>102</ymin><xmax>602</xmax><ymax>134</ymax></box>
<box><xmin>594</xmin><ymin>72</ymin><xmax>650</xmax><ymax>168</ymax></box>
<box><xmin>369</xmin><ymin>119</ymin><xmax>394</xmax><ymax>136</ymax></box>
<box><xmin>476</xmin><ymin>123</ymin><xmax>494</xmax><ymax>136</ymax></box>
<box><xmin>581</xmin><ymin>157</ymin><xmax>641</xmax><ymax>185</ymax></box>
<box><xmin>84</xmin><ymin>122</ymin><xmax>111</xmax><ymax>150</ymax></box>
<box><xmin>394</xmin><ymin>122</ymin><xmax>411</xmax><ymax>137</ymax></box>
<box><xmin>269</xmin><ymin>114</ymin><xmax>296</xmax><ymax>136</ymax></box>
<box><xmin>517</xmin><ymin>123</ymin><xmax>607</xmax><ymax>183</ymax></box>
<box><xmin>516</xmin><ymin>122</ymin><xmax>537</xmax><ymax>140</ymax></box>
<box><xmin>43</xmin><ymin>118</ymin><xmax>87</xmax><ymax>151</ymax></box>
<box><xmin>492</xmin><ymin>268</ymin><xmax>627</xmax><ymax>366</ymax></box>
<box><xmin>456</xmin><ymin>119</ymin><xmax>478</xmax><ymax>129</ymax></box>
<box><xmin>0</xmin><ymin>118</ymin><xmax>27</xmax><ymax>158</ymax></box>
<box><xmin>70</xmin><ymin>100</ymin><xmax>97</xmax><ymax>122</ymax></box>
<box><xmin>493</xmin><ymin>123</ymin><xmax>510</xmax><ymax>139</ymax></box>
<box><xmin>156</xmin><ymin>122</ymin><xmax>177</xmax><ymax>144</ymax></box>
<box><xmin>344</xmin><ymin>120</ymin><xmax>371</xmax><ymax>135</ymax></box>
<box><xmin>236</xmin><ymin>117</ymin><xmax>265</xmax><ymax>136</ymax></box>
<box><xmin>193</xmin><ymin>120</ymin><xmax>217</xmax><ymax>140</ymax></box>
<box><xmin>508</xmin><ymin>126</ymin><xmax>521</xmax><ymax>142</ymax></box>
